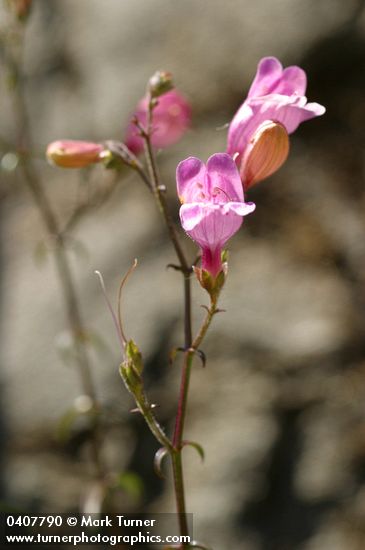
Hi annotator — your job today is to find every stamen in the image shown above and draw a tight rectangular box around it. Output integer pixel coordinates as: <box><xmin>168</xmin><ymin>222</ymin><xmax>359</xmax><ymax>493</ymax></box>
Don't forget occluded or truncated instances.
<box><xmin>213</xmin><ymin>186</ymin><xmax>232</xmax><ymax>201</ymax></box>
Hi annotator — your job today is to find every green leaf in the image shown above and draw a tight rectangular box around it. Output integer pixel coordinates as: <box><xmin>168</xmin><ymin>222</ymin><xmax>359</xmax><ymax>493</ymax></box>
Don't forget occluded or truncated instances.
<box><xmin>221</xmin><ymin>249</ymin><xmax>229</xmax><ymax>263</ymax></box>
<box><xmin>182</xmin><ymin>440</ymin><xmax>205</xmax><ymax>462</ymax></box>
<box><xmin>154</xmin><ymin>447</ymin><xmax>170</xmax><ymax>478</ymax></box>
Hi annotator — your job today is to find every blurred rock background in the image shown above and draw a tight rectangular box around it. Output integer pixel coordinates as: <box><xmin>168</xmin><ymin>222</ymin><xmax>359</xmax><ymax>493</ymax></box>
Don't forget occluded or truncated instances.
<box><xmin>1</xmin><ymin>0</ymin><xmax>365</xmax><ymax>548</ymax></box>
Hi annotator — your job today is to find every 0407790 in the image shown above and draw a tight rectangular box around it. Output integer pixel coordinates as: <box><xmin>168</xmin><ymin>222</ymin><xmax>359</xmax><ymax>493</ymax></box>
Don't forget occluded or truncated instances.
<box><xmin>6</xmin><ymin>515</ymin><xmax>63</xmax><ymax>527</ymax></box>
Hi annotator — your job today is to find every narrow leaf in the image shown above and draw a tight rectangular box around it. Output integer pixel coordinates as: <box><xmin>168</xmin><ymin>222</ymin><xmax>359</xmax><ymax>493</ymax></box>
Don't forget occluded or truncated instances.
<box><xmin>182</xmin><ymin>440</ymin><xmax>205</xmax><ymax>462</ymax></box>
<box><xmin>194</xmin><ymin>348</ymin><xmax>206</xmax><ymax>367</ymax></box>
<box><xmin>154</xmin><ymin>447</ymin><xmax>170</xmax><ymax>479</ymax></box>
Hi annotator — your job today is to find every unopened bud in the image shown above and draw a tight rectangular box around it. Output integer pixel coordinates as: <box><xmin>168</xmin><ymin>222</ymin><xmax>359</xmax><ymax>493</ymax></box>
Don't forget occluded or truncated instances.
<box><xmin>46</xmin><ymin>140</ymin><xmax>104</xmax><ymax>168</ymax></box>
<box><xmin>120</xmin><ymin>361</ymin><xmax>143</xmax><ymax>397</ymax></box>
<box><xmin>125</xmin><ymin>339</ymin><xmax>143</xmax><ymax>375</ymax></box>
<box><xmin>241</xmin><ymin>121</ymin><xmax>289</xmax><ymax>190</ymax></box>
<box><xmin>148</xmin><ymin>71</ymin><xmax>174</xmax><ymax>99</ymax></box>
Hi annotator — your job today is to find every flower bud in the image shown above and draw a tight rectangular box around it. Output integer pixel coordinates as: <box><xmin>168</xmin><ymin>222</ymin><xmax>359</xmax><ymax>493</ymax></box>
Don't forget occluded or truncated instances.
<box><xmin>46</xmin><ymin>140</ymin><xmax>104</xmax><ymax>168</ymax></box>
<box><xmin>241</xmin><ymin>121</ymin><xmax>289</xmax><ymax>190</ymax></box>
<box><xmin>119</xmin><ymin>340</ymin><xmax>144</xmax><ymax>398</ymax></box>
<box><xmin>125</xmin><ymin>339</ymin><xmax>143</xmax><ymax>376</ymax></box>
<box><xmin>148</xmin><ymin>71</ymin><xmax>174</xmax><ymax>99</ymax></box>
<box><xmin>120</xmin><ymin>361</ymin><xmax>143</xmax><ymax>398</ymax></box>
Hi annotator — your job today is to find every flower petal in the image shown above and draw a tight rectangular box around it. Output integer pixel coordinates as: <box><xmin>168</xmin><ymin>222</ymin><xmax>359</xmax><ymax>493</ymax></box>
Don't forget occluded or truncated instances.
<box><xmin>152</xmin><ymin>90</ymin><xmax>191</xmax><ymax>148</ymax></box>
<box><xmin>227</xmin><ymin>101</ymin><xmax>256</xmax><ymax>157</ymax></box>
<box><xmin>206</xmin><ymin>153</ymin><xmax>244</xmax><ymax>201</ymax></box>
<box><xmin>180</xmin><ymin>201</ymin><xmax>254</xmax><ymax>251</ymax></box>
<box><xmin>125</xmin><ymin>90</ymin><xmax>191</xmax><ymax>155</ymax></box>
<box><xmin>248</xmin><ymin>57</ymin><xmax>283</xmax><ymax>98</ymax></box>
<box><xmin>188</xmin><ymin>204</ymin><xmax>243</xmax><ymax>249</ymax></box>
<box><xmin>227</xmin><ymin>94</ymin><xmax>325</xmax><ymax>159</ymax></box>
<box><xmin>241</xmin><ymin>121</ymin><xmax>290</xmax><ymax>189</ymax></box>
<box><xmin>223</xmin><ymin>201</ymin><xmax>256</xmax><ymax>216</ymax></box>
<box><xmin>179</xmin><ymin>203</ymin><xmax>205</xmax><ymax>231</ymax></box>
<box><xmin>274</xmin><ymin>65</ymin><xmax>307</xmax><ymax>96</ymax></box>
<box><xmin>176</xmin><ymin>157</ymin><xmax>207</xmax><ymax>203</ymax></box>
<box><xmin>252</xmin><ymin>95</ymin><xmax>326</xmax><ymax>133</ymax></box>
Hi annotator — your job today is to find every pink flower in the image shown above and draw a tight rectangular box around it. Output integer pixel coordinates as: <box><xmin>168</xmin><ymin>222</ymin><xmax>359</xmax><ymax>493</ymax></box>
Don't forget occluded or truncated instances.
<box><xmin>46</xmin><ymin>140</ymin><xmax>104</xmax><ymax>168</ymax></box>
<box><xmin>177</xmin><ymin>153</ymin><xmax>255</xmax><ymax>278</ymax></box>
<box><xmin>227</xmin><ymin>57</ymin><xmax>325</xmax><ymax>188</ymax></box>
<box><xmin>125</xmin><ymin>90</ymin><xmax>191</xmax><ymax>154</ymax></box>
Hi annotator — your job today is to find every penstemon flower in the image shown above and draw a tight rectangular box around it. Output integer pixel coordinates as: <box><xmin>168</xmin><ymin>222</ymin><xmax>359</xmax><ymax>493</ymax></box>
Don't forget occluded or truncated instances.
<box><xmin>177</xmin><ymin>152</ymin><xmax>255</xmax><ymax>280</ymax></box>
<box><xmin>46</xmin><ymin>140</ymin><xmax>104</xmax><ymax>168</ymax></box>
<box><xmin>227</xmin><ymin>56</ymin><xmax>326</xmax><ymax>189</ymax></box>
<box><xmin>125</xmin><ymin>89</ymin><xmax>191</xmax><ymax>154</ymax></box>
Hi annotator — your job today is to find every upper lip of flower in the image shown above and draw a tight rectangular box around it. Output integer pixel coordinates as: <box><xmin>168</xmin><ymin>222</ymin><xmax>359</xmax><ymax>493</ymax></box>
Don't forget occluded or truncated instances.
<box><xmin>226</xmin><ymin>57</ymin><xmax>326</xmax><ymax>164</ymax></box>
<box><xmin>177</xmin><ymin>153</ymin><xmax>245</xmax><ymax>205</ymax></box>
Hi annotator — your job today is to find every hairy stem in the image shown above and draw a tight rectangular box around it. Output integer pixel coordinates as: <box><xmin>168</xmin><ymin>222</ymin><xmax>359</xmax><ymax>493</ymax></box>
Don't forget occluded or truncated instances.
<box><xmin>137</xmin><ymin>397</ymin><xmax>174</xmax><ymax>453</ymax></box>
<box><xmin>140</xmin><ymin>99</ymin><xmax>194</xmax><ymax>546</ymax></box>
<box><xmin>173</xmin><ymin>298</ymin><xmax>217</xmax><ymax>451</ymax></box>
<box><xmin>144</xmin><ymin>136</ymin><xmax>190</xmax><ymax>275</ymax></box>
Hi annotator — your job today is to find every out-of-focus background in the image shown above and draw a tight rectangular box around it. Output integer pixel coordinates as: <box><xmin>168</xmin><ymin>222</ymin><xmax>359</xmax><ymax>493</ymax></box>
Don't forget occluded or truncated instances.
<box><xmin>1</xmin><ymin>0</ymin><xmax>365</xmax><ymax>548</ymax></box>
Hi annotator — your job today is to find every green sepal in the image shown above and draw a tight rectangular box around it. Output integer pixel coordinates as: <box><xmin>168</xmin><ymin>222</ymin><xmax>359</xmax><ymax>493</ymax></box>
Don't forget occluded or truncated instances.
<box><xmin>201</xmin><ymin>269</ymin><xmax>214</xmax><ymax>293</ymax></box>
<box><xmin>100</xmin><ymin>150</ymin><xmax>127</xmax><ymax>171</ymax></box>
<box><xmin>119</xmin><ymin>361</ymin><xmax>143</xmax><ymax>398</ymax></box>
<box><xmin>221</xmin><ymin>249</ymin><xmax>229</xmax><ymax>263</ymax></box>
<box><xmin>125</xmin><ymin>339</ymin><xmax>143</xmax><ymax>375</ymax></box>
<box><xmin>194</xmin><ymin>266</ymin><xmax>226</xmax><ymax>301</ymax></box>
<box><xmin>213</xmin><ymin>269</ymin><xmax>226</xmax><ymax>297</ymax></box>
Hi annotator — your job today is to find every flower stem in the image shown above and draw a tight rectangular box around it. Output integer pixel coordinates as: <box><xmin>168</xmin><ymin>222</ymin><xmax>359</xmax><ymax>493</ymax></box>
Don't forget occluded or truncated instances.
<box><xmin>144</xmin><ymin>140</ymin><xmax>190</xmax><ymax>274</ymax></box>
<box><xmin>173</xmin><ymin>298</ymin><xmax>217</xmax><ymax>453</ymax></box>
<box><xmin>171</xmin><ymin>449</ymin><xmax>190</xmax><ymax>540</ymax></box>
<box><xmin>192</xmin><ymin>298</ymin><xmax>218</xmax><ymax>351</ymax></box>
<box><xmin>171</xmin><ymin>299</ymin><xmax>217</xmax><ymax>546</ymax></box>
<box><xmin>140</xmin><ymin>99</ymin><xmax>193</xmax><ymax>546</ymax></box>
<box><xmin>138</xmin><ymin>96</ymin><xmax>219</xmax><ymax>548</ymax></box>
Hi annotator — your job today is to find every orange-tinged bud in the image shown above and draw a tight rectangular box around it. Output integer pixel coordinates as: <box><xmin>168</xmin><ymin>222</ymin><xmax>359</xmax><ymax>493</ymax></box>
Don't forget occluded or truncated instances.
<box><xmin>241</xmin><ymin>121</ymin><xmax>289</xmax><ymax>190</ymax></box>
<box><xmin>46</xmin><ymin>140</ymin><xmax>104</xmax><ymax>168</ymax></box>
